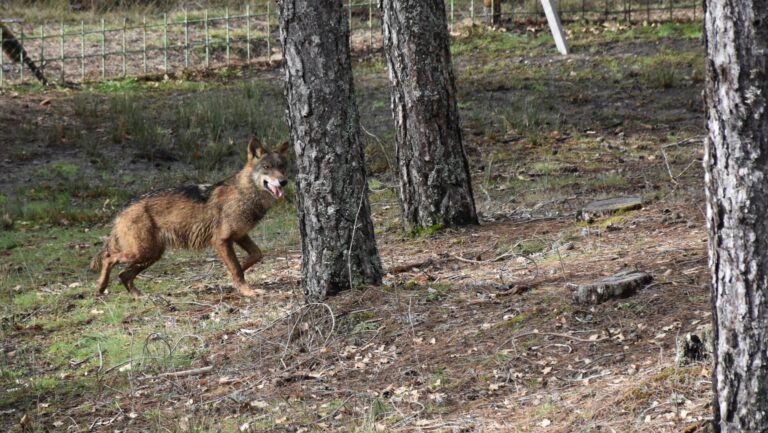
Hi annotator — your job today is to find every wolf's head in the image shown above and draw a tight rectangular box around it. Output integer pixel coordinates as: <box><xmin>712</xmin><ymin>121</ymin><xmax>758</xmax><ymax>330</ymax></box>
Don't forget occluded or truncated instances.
<box><xmin>246</xmin><ymin>138</ymin><xmax>290</xmax><ymax>199</ymax></box>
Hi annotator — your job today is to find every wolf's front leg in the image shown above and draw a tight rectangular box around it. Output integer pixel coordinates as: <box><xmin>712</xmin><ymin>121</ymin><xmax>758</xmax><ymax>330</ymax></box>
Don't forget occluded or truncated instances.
<box><xmin>235</xmin><ymin>235</ymin><xmax>263</xmax><ymax>271</ymax></box>
<box><xmin>212</xmin><ymin>237</ymin><xmax>262</xmax><ymax>297</ymax></box>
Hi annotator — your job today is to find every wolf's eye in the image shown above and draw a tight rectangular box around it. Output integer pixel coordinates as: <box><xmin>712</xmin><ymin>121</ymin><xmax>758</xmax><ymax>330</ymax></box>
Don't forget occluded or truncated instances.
<box><xmin>264</xmin><ymin>164</ymin><xmax>272</xmax><ymax>169</ymax></box>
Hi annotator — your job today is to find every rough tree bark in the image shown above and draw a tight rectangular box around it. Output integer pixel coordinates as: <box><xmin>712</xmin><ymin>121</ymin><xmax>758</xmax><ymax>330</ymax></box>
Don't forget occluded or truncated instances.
<box><xmin>704</xmin><ymin>1</ymin><xmax>768</xmax><ymax>430</ymax></box>
<box><xmin>380</xmin><ymin>0</ymin><xmax>478</xmax><ymax>232</ymax></box>
<box><xmin>278</xmin><ymin>0</ymin><xmax>383</xmax><ymax>301</ymax></box>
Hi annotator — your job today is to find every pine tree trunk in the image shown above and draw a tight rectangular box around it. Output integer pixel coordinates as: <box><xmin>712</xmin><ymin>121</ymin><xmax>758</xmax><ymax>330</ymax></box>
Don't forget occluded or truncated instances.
<box><xmin>380</xmin><ymin>0</ymin><xmax>478</xmax><ymax>232</ymax></box>
<box><xmin>704</xmin><ymin>1</ymin><xmax>768</xmax><ymax>430</ymax></box>
<box><xmin>278</xmin><ymin>0</ymin><xmax>383</xmax><ymax>301</ymax></box>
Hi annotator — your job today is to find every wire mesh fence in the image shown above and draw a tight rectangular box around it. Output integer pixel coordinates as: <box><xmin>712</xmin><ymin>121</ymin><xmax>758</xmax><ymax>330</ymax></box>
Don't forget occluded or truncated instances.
<box><xmin>0</xmin><ymin>0</ymin><xmax>699</xmax><ymax>87</ymax></box>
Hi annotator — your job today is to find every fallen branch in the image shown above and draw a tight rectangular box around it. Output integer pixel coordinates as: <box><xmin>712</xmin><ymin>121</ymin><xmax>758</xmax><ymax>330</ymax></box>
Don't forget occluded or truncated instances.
<box><xmin>152</xmin><ymin>365</ymin><xmax>213</xmax><ymax>379</ymax></box>
<box><xmin>388</xmin><ymin>258</ymin><xmax>434</xmax><ymax>274</ymax></box>
<box><xmin>497</xmin><ymin>331</ymin><xmax>608</xmax><ymax>352</ymax></box>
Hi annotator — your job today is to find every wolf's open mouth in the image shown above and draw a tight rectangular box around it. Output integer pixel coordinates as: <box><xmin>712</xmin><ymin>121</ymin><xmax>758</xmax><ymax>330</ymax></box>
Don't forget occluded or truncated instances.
<box><xmin>264</xmin><ymin>180</ymin><xmax>284</xmax><ymax>198</ymax></box>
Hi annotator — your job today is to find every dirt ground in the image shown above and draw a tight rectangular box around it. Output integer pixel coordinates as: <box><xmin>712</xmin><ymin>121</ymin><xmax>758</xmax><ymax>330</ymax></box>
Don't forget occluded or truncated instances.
<box><xmin>0</xmin><ymin>21</ymin><xmax>711</xmax><ymax>433</ymax></box>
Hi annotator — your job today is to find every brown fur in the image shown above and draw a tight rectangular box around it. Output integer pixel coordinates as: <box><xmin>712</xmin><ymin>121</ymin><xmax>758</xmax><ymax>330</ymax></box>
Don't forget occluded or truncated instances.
<box><xmin>92</xmin><ymin>138</ymin><xmax>290</xmax><ymax>298</ymax></box>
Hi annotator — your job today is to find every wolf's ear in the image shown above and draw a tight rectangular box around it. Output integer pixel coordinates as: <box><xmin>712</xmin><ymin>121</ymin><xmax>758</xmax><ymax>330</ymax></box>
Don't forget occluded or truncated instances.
<box><xmin>247</xmin><ymin>137</ymin><xmax>266</xmax><ymax>160</ymax></box>
<box><xmin>275</xmin><ymin>140</ymin><xmax>290</xmax><ymax>155</ymax></box>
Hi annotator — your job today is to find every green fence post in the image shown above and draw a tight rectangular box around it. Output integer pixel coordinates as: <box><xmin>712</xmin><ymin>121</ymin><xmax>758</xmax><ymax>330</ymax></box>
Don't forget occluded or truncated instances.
<box><xmin>450</xmin><ymin>0</ymin><xmax>454</xmax><ymax>32</ymax></box>
<box><xmin>204</xmin><ymin>9</ymin><xmax>210</xmax><ymax>68</ymax></box>
<box><xmin>348</xmin><ymin>0</ymin><xmax>352</xmax><ymax>30</ymax></box>
<box><xmin>246</xmin><ymin>4</ymin><xmax>251</xmax><ymax>63</ymax></box>
<box><xmin>471</xmin><ymin>0</ymin><xmax>475</xmax><ymax>25</ymax></box>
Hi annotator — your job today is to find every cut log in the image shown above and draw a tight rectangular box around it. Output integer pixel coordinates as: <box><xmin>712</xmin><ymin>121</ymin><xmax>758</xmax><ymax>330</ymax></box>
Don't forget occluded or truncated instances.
<box><xmin>568</xmin><ymin>270</ymin><xmax>652</xmax><ymax>304</ymax></box>
<box><xmin>578</xmin><ymin>196</ymin><xmax>643</xmax><ymax>222</ymax></box>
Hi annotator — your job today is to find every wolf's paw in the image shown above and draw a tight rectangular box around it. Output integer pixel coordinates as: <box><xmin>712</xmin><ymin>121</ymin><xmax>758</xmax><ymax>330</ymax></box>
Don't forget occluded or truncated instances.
<box><xmin>236</xmin><ymin>285</ymin><xmax>266</xmax><ymax>297</ymax></box>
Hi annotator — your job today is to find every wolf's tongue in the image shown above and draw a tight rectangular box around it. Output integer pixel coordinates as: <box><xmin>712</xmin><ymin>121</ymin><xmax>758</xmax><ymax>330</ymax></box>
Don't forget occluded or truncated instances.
<box><xmin>271</xmin><ymin>186</ymin><xmax>284</xmax><ymax>198</ymax></box>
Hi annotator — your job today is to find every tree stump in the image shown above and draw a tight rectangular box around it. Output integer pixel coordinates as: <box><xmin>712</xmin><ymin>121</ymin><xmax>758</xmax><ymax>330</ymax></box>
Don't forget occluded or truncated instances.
<box><xmin>675</xmin><ymin>324</ymin><xmax>713</xmax><ymax>366</ymax></box>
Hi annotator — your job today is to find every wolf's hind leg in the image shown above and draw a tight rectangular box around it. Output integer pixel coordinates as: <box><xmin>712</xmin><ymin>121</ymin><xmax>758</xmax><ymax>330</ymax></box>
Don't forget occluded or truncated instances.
<box><xmin>118</xmin><ymin>254</ymin><xmax>161</xmax><ymax>299</ymax></box>
<box><xmin>236</xmin><ymin>235</ymin><xmax>263</xmax><ymax>271</ymax></box>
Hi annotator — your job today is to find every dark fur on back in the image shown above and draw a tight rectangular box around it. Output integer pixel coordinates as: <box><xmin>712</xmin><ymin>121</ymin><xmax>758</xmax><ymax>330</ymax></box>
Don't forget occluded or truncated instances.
<box><xmin>134</xmin><ymin>176</ymin><xmax>236</xmax><ymax>205</ymax></box>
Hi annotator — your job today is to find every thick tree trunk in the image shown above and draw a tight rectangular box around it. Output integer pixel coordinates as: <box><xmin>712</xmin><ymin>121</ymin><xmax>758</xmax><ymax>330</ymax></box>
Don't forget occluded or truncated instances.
<box><xmin>278</xmin><ymin>0</ymin><xmax>383</xmax><ymax>301</ymax></box>
<box><xmin>380</xmin><ymin>0</ymin><xmax>478</xmax><ymax>232</ymax></box>
<box><xmin>704</xmin><ymin>1</ymin><xmax>768</xmax><ymax>431</ymax></box>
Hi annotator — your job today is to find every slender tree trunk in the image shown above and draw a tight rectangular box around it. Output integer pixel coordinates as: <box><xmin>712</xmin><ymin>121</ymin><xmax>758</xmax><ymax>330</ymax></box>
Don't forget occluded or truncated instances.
<box><xmin>483</xmin><ymin>0</ymin><xmax>502</xmax><ymax>25</ymax></box>
<box><xmin>704</xmin><ymin>1</ymin><xmax>768</xmax><ymax>431</ymax></box>
<box><xmin>380</xmin><ymin>0</ymin><xmax>478</xmax><ymax>232</ymax></box>
<box><xmin>278</xmin><ymin>0</ymin><xmax>383</xmax><ymax>301</ymax></box>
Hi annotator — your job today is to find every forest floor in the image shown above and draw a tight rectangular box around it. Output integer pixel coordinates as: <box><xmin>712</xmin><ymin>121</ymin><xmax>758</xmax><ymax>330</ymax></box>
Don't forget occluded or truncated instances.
<box><xmin>0</xmin><ymin>20</ymin><xmax>711</xmax><ymax>432</ymax></box>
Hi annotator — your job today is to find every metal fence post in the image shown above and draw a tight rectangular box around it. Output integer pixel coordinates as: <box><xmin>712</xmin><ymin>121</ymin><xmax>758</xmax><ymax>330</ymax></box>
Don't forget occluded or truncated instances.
<box><xmin>59</xmin><ymin>22</ymin><xmax>65</xmax><ymax>82</ymax></box>
<box><xmin>646</xmin><ymin>0</ymin><xmax>650</xmax><ymax>22</ymax></box>
<box><xmin>368</xmin><ymin>0</ymin><xmax>373</xmax><ymax>50</ymax></box>
<box><xmin>1</xmin><ymin>34</ymin><xmax>4</xmax><ymax>87</ymax></box>
<box><xmin>225</xmin><ymin>7</ymin><xmax>230</xmax><ymax>66</ymax></box>
<box><xmin>163</xmin><ymin>13</ymin><xmax>168</xmax><ymax>73</ymax></box>
<box><xmin>142</xmin><ymin>16</ymin><xmax>148</xmax><ymax>74</ymax></box>
<box><xmin>19</xmin><ymin>26</ymin><xmax>24</xmax><ymax>82</ymax></box>
<box><xmin>122</xmin><ymin>18</ymin><xmax>127</xmax><ymax>77</ymax></box>
<box><xmin>204</xmin><ymin>9</ymin><xmax>210</xmax><ymax>68</ymax></box>
<box><xmin>450</xmin><ymin>0</ymin><xmax>454</xmax><ymax>32</ymax></box>
<box><xmin>100</xmin><ymin>18</ymin><xmax>106</xmax><ymax>79</ymax></box>
<box><xmin>246</xmin><ymin>5</ymin><xmax>251</xmax><ymax>63</ymax></box>
<box><xmin>40</xmin><ymin>25</ymin><xmax>45</xmax><ymax>79</ymax></box>
<box><xmin>471</xmin><ymin>0</ymin><xmax>475</xmax><ymax>26</ymax></box>
<box><xmin>80</xmin><ymin>21</ymin><xmax>85</xmax><ymax>82</ymax></box>
<box><xmin>184</xmin><ymin>9</ymin><xmax>189</xmax><ymax>68</ymax></box>
<box><xmin>669</xmin><ymin>0</ymin><xmax>673</xmax><ymax>20</ymax></box>
<box><xmin>266</xmin><ymin>2</ymin><xmax>271</xmax><ymax>64</ymax></box>
<box><xmin>348</xmin><ymin>0</ymin><xmax>352</xmax><ymax>30</ymax></box>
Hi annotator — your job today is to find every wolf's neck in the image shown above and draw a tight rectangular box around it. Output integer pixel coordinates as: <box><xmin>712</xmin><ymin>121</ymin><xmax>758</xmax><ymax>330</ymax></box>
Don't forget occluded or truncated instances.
<box><xmin>236</xmin><ymin>170</ymin><xmax>276</xmax><ymax>208</ymax></box>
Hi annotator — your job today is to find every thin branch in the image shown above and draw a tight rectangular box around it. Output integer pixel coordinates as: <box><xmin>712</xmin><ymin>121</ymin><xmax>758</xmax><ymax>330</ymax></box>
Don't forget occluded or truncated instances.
<box><xmin>149</xmin><ymin>365</ymin><xmax>213</xmax><ymax>379</ymax></box>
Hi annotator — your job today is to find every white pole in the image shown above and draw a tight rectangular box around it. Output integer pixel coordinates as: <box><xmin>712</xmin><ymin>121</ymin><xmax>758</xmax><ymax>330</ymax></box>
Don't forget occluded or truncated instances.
<box><xmin>541</xmin><ymin>0</ymin><xmax>569</xmax><ymax>55</ymax></box>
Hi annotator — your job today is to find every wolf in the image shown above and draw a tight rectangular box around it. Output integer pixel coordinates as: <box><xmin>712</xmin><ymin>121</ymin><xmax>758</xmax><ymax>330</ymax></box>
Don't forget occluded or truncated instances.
<box><xmin>91</xmin><ymin>138</ymin><xmax>289</xmax><ymax>298</ymax></box>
